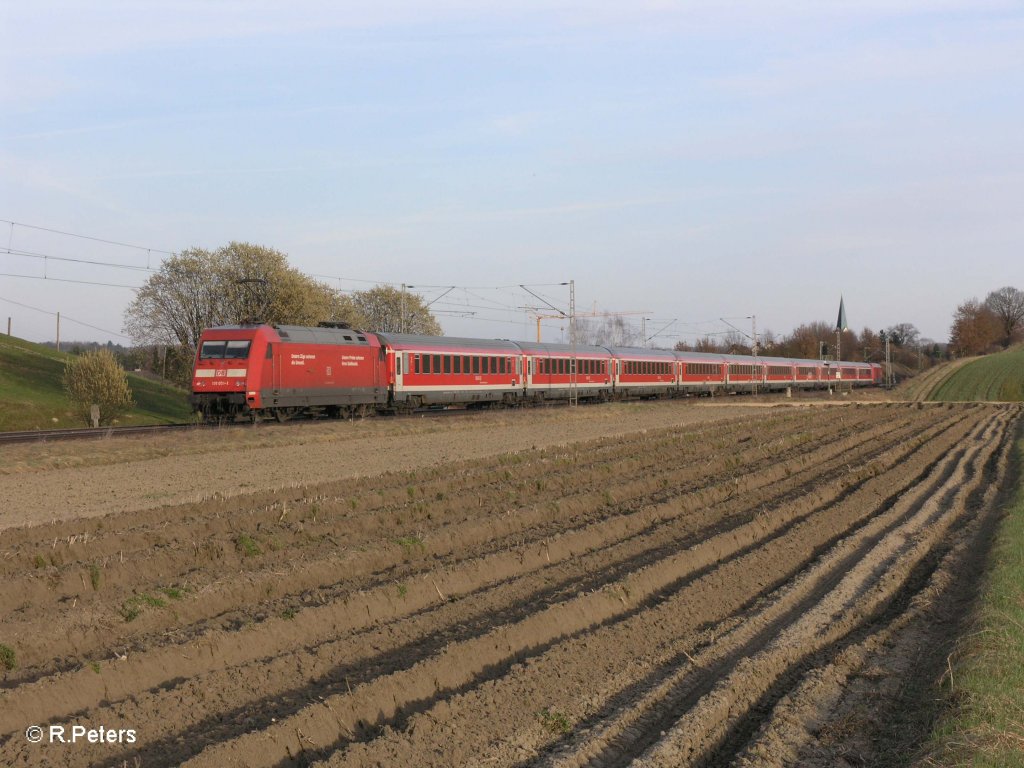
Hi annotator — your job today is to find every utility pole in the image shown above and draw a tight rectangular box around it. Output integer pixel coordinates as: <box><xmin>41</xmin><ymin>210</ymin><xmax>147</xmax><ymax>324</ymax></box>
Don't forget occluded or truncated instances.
<box><xmin>569</xmin><ymin>279</ymin><xmax>578</xmax><ymax>407</ymax></box>
<box><xmin>752</xmin><ymin>314</ymin><xmax>759</xmax><ymax>395</ymax></box>
<box><xmin>880</xmin><ymin>331</ymin><xmax>892</xmax><ymax>388</ymax></box>
<box><xmin>400</xmin><ymin>284</ymin><xmax>406</xmax><ymax>334</ymax></box>
<box><xmin>56</xmin><ymin>311</ymin><xmax>60</xmax><ymax>352</ymax></box>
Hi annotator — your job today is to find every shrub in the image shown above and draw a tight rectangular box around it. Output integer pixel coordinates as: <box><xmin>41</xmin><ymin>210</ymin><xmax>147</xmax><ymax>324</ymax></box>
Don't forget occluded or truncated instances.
<box><xmin>62</xmin><ymin>349</ymin><xmax>135</xmax><ymax>426</ymax></box>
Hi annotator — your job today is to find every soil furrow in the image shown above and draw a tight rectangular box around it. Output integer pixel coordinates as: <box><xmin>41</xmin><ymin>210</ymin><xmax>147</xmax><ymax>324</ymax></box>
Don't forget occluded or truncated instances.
<box><xmin>0</xmin><ymin>408</ymin><xmax>924</xmax><ymax>684</ymax></box>
<box><xmin>157</xmin><ymin>409</ymin><xmax>992</xmax><ymax>767</ymax></box>
<box><xmin>0</xmin><ymin>403</ymin><xmax>1017</xmax><ymax>768</ymax></box>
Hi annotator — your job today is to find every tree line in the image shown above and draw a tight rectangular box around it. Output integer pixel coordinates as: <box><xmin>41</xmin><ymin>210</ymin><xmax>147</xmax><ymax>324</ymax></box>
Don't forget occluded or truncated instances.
<box><xmin>107</xmin><ymin>241</ymin><xmax>1021</xmax><ymax>386</ymax></box>
<box><xmin>673</xmin><ymin>320</ymin><xmax>937</xmax><ymax>370</ymax></box>
<box><xmin>949</xmin><ymin>286</ymin><xmax>1024</xmax><ymax>356</ymax></box>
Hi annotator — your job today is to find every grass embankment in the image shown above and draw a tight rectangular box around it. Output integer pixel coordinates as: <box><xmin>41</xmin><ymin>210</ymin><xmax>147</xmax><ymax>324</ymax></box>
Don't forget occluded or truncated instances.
<box><xmin>0</xmin><ymin>335</ymin><xmax>191</xmax><ymax>431</ymax></box>
<box><xmin>929</xmin><ymin>346</ymin><xmax>1024</xmax><ymax>402</ymax></box>
<box><xmin>924</xmin><ymin>429</ymin><xmax>1024</xmax><ymax>766</ymax></box>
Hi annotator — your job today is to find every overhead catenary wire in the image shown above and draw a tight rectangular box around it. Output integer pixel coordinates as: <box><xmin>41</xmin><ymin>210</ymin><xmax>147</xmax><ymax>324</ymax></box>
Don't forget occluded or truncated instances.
<box><xmin>0</xmin><ymin>218</ymin><xmax>765</xmax><ymax>348</ymax></box>
<box><xmin>0</xmin><ymin>294</ymin><xmax>131</xmax><ymax>338</ymax></box>
<box><xmin>0</xmin><ymin>219</ymin><xmax>175</xmax><ymax>255</ymax></box>
<box><xmin>0</xmin><ymin>273</ymin><xmax>142</xmax><ymax>290</ymax></box>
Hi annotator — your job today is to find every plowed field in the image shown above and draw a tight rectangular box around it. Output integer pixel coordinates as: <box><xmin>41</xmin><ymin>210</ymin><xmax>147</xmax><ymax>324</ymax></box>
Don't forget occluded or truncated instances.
<box><xmin>0</xmin><ymin>402</ymin><xmax>1019</xmax><ymax>767</ymax></box>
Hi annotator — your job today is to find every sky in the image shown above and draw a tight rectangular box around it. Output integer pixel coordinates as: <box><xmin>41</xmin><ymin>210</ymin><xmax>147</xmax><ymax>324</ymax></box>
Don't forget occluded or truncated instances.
<box><xmin>1</xmin><ymin>1</ymin><xmax>1022</xmax><ymax>348</ymax></box>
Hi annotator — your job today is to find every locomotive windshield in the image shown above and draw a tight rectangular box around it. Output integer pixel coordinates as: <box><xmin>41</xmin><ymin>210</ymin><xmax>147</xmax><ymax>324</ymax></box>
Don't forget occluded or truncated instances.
<box><xmin>200</xmin><ymin>340</ymin><xmax>252</xmax><ymax>359</ymax></box>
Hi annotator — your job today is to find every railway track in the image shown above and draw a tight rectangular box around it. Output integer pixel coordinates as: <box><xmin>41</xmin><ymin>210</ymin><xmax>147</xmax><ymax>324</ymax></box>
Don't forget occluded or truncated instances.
<box><xmin>0</xmin><ymin>423</ymin><xmax>204</xmax><ymax>445</ymax></box>
<box><xmin>0</xmin><ymin>406</ymin><xmax>504</xmax><ymax>445</ymax></box>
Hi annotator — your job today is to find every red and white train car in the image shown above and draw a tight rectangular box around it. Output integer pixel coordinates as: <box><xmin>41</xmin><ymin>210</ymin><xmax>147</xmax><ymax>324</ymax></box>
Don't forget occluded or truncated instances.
<box><xmin>608</xmin><ymin>346</ymin><xmax>678</xmax><ymax>398</ymax></box>
<box><xmin>517</xmin><ymin>341</ymin><xmax>613</xmax><ymax>402</ymax></box>
<box><xmin>675</xmin><ymin>351</ymin><xmax>727</xmax><ymax>395</ymax></box>
<box><xmin>379</xmin><ymin>333</ymin><xmax>523</xmax><ymax>409</ymax></box>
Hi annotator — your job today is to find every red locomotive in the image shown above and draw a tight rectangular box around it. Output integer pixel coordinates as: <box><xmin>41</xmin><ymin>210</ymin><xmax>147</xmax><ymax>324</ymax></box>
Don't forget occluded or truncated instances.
<box><xmin>190</xmin><ymin>323</ymin><xmax>883</xmax><ymax>421</ymax></box>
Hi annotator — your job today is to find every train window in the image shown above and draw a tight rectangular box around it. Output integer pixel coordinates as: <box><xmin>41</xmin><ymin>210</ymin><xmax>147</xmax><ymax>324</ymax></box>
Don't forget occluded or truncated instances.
<box><xmin>500</xmin><ymin>357</ymin><xmax>506</xmax><ymax>374</ymax></box>
<box><xmin>570</xmin><ymin>359</ymin><xmax>577</xmax><ymax>375</ymax></box>
<box><xmin>433</xmin><ymin>355</ymin><xmax>441</xmax><ymax>374</ymax></box>
<box><xmin>472</xmin><ymin>357</ymin><xmax>480</xmax><ymax>374</ymax></box>
<box><xmin>224</xmin><ymin>340</ymin><xmax>251</xmax><ymax>359</ymax></box>
<box><xmin>489</xmin><ymin>357</ymin><xmax>496</xmax><ymax>374</ymax></box>
<box><xmin>413</xmin><ymin>354</ymin><xmax>420</xmax><ymax>374</ymax></box>
<box><xmin>423</xmin><ymin>355</ymin><xmax>432</xmax><ymax>374</ymax></box>
<box><xmin>444</xmin><ymin>356</ymin><xmax>451</xmax><ymax>374</ymax></box>
<box><xmin>454</xmin><ymin>356</ymin><xmax>461</xmax><ymax>374</ymax></box>
<box><xmin>265</xmin><ymin>343</ymin><xmax>273</xmax><ymax>360</ymax></box>
<box><xmin>199</xmin><ymin>341</ymin><xmax>227</xmax><ymax>359</ymax></box>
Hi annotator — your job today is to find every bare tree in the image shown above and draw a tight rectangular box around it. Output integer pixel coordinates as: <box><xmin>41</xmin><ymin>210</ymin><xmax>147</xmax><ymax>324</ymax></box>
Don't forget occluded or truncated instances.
<box><xmin>576</xmin><ymin>315</ymin><xmax>642</xmax><ymax>347</ymax></box>
<box><xmin>983</xmin><ymin>286</ymin><xmax>1024</xmax><ymax>346</ymax></box>
<box><xmin>884</xmin><ymin>323</ymin><xmax>920</xmax><ymax>348</ymax></box>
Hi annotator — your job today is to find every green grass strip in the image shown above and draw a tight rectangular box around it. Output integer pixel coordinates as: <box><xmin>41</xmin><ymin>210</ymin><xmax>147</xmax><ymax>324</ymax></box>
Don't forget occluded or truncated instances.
<box><xmin>930</xmin><ymin>346</ymin><xmax>1024</xmax><ymax>402</ymax></box>
<box><xmin>924</xmin><ymin>434</ymin><xmax>1024</xmax><ymax>765</ymax></box>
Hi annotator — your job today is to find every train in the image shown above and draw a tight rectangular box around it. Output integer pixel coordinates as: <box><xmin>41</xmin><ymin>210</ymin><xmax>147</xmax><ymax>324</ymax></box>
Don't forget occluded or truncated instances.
<box><xmin>189</xmin><ymin>322</ymin><xmax>883</xmax><ymax>421</ymax></box>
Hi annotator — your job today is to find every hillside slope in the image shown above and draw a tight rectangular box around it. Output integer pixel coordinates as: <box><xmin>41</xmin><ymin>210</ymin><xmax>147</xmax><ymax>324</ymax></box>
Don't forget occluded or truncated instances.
<box><xmin>897</xmin><ymin>357</ymin><xmax>977</xmax><ymax>401</ymax></box>
<box><xmin>0</xmin><ymin>335</ymin><xmax>191</xmax><ymax>431</ymax></box>
<box><xmin>928</xmin><ymin>345</ymin><xmax>1024</xmax><ymax>402</ymax></box>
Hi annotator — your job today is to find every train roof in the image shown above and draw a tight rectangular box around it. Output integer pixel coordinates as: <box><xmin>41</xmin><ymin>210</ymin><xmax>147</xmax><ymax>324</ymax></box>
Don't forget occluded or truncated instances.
<box><xmin>376</xmin><ymin>333</ymin><xmax>522</xmax><ymax>353</ymax></box>
<box><xmin>604</xmin><ymin>346</ymin><xmax>678</xmax><ymax>359</ymax></box>
<box><xmin>671</xmin><ymin>350</ymin><xmax>729</xmax><ymax>362</ymax></box>
<box><xmin>513</xmin><ymin>341</ymin><xmax>611</xmax><ymax>356</ymax></box>
<box><xmin>274</xmin><ymin>325</ymin><xmax>375</xmax><ymax>346</ymax></box>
